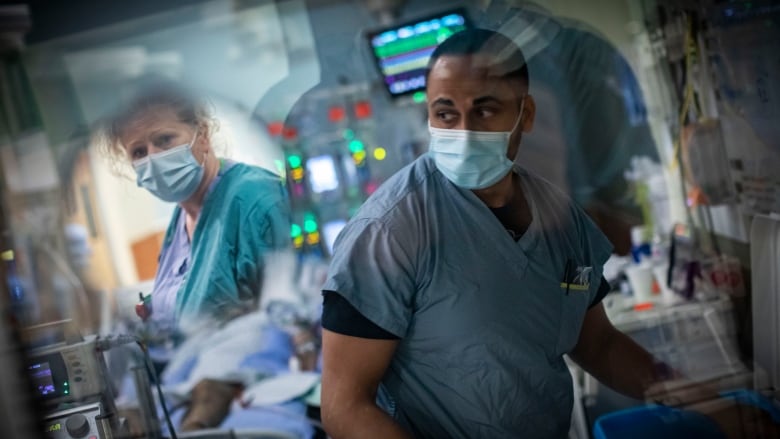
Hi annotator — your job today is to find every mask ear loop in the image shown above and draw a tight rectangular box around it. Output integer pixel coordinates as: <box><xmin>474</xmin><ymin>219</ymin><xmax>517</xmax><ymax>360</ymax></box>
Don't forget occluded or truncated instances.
<box><xmin>510</xmin><ymin>96</ymin><xmax>526</xmax><ymax>162</ymax></box>
<box><xmin>510</xmin><ymin>96</ymin><xmax>526</xmax><ymax>135</ymax></box>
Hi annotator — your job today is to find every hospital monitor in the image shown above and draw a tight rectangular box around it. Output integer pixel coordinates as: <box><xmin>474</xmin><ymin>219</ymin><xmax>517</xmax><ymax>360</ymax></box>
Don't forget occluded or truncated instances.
<box><xmin>367</xmin><ymin>9</ymin><xmax>470</xmax><ymax>98</ymax></box>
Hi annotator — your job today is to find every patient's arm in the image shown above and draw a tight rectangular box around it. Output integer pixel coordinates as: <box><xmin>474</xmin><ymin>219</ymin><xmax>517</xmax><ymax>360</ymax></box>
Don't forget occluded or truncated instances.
<box><xmin>180</xmin><ymin>379</ymin><xmax>242</xmax><ymax>431</ymax></box>
<box><xmin>292</xmin><ymin>328</ymin><xmax>319</xmax><ymax>372</ymax></box>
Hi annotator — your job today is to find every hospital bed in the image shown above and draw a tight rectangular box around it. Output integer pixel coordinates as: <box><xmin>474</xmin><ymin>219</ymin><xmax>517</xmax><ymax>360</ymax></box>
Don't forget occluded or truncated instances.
<box><xmin>98</xmin><ymin>254</ymin><xmax>328</xmax><ymax>438</ymax></box>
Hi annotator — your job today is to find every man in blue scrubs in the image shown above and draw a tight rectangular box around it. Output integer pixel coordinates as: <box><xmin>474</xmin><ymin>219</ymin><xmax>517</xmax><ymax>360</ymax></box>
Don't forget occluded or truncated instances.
<box><xmin>320</xmin><ymin>29</ymin><xmax>666</xmax><ymax>438</ymax></box>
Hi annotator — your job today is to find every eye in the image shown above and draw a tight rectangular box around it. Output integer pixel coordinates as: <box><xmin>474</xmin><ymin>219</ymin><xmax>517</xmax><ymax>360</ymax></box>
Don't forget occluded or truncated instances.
<box><xmin>130</xmin><ymin>146</ymin><xmax>148</xmax><ymax>160</ymax></box>
<box><xmin>435</xmin><ymin>111</ymin><xmax>458</xmax><ymax>123</ymax></box>
<box><xmin>475</xmin><ymin>107</ymin><xmax>497</xmax><ymax>118</ymax></box>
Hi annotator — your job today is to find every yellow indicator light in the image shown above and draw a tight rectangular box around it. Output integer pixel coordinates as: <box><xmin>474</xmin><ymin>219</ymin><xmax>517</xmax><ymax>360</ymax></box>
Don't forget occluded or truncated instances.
<box><xmin>373</xmin><ymin>147</ymin><xmax>387</xmax><ymax>161</ymax></box>
<box><xmin>306</xmin><ymin>231</ymin><xmax>321</xmax><ymax>245</ymax></box>
<box><xmin>293</xmin><ymin>235</ymin><xmax>304</xmax><ymax>248</ymax></box>
<box><xmin>291</xmin><ymin>168</ymin><xmax>304</xmax><ymax>180</ymax></box>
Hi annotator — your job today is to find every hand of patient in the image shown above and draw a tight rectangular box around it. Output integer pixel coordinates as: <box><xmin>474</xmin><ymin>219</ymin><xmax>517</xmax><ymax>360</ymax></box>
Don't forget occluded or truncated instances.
<box><xmin>180</xmin><ymin>379</ymin><xmax>243</xmax><ymax>432</ymax></box>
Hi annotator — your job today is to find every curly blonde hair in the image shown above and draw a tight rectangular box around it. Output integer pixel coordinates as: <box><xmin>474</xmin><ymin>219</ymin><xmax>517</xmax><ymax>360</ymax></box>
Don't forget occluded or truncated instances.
<box><xmin>93</xmin><ymin>81</ymin><xmax>220</xmax><ymax>177</ymax></box>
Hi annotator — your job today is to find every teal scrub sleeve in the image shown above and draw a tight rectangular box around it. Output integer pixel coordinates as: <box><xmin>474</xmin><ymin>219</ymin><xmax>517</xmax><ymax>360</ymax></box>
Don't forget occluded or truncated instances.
<box><xmin>235</xmin><ymin>199</ymin><xmax>291</xmax><ymax>304</ymax></box>
<box><xmin>322</xmin><ymin>218</ymin><xmax>417</xmax><ymax>338</ymax></box>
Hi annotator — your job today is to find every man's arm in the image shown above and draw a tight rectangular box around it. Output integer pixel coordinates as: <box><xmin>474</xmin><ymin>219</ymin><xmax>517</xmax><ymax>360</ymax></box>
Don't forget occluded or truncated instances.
<box><xmin>570</xmin><ymin>303</ymin><xmax>660</xmax><ymax>399</ymax></box>
<box><xmin>321</xmin><ymin>329</ymin><xmax>412</xmax><ymax>439</ymax></box>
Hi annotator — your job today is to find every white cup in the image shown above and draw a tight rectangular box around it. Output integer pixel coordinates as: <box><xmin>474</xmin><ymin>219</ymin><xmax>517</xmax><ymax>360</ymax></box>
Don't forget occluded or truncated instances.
<box><xmin>653</xmin><ymin>262</ymin><xmax>680</xmax><ymax>305</ymax></box>
<box><xmin>625</xmin><ymin>263</ymin><xmax>654</xmax><ymax>304</ymax></box>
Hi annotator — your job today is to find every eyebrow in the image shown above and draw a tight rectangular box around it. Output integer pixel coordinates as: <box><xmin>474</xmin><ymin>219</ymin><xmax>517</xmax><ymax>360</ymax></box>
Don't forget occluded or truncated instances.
<box><xmin>430</xmin><ymin>95</ymin><xmax>504</xmax><ymax>108</ymax></box>
<box><xmin>431</xmin><ymin>97</ymin><xmax>455</xmax><ymax>107</ymax></box>
<box><xmin>473</xmin><ymin>95</ymin><xmax>503</xmax><ymax>106</ymax></box>
<box><xmin>129</xmin><ymin>128</ymin><xmax>176</xmax><ymax>147</ymax></box>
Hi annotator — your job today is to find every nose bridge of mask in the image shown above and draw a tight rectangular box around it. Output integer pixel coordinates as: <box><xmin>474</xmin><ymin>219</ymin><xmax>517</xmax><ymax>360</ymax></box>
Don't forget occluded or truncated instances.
<box><xmin>132</xmin><ymin>132</ymin><xmax>198</xmax><ymax>169</ymax></box>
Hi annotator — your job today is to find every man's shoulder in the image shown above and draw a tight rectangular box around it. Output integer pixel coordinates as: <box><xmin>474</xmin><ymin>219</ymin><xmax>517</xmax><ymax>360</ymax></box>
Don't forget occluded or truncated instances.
<box><xmin>351</xmin><ymin>154</ymin><xmax>439</xmax><ymax>223</ymax></box>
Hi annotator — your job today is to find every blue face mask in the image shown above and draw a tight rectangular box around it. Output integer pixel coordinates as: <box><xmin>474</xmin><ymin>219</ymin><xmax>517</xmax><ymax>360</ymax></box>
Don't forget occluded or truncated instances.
<box><xmin>429</xmin><ymin>101</ymin><xmax>524</xmax><ymax>190</ymax></box>
<box><xmin>133</xmin><ymin>133</ymin><xmax>205</xmax><ymax>202</ymax></box>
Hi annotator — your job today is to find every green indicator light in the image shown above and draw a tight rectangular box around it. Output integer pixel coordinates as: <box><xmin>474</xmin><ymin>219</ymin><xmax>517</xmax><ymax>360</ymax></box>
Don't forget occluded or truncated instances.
<box><xmin>412</xmin><ymin>91</ymin><xmax>426</xmax><ymax>103</ymax></box>
<box><xmin>287</xmin><ymin>155</ymin><xmax>302</xmax><ymax>169</ymax></box>
<box><xmin>304</xmin><ymin>219</ymin><xmax>318</xmax><ymax>234</ymax></box>
<box><xmin>349</xmin><ymin>140</ymin><xmax>365</xmax><ymax>153</ymax></box>
<box><xmin>343</xmin><ymin>129</ymin><xmax>354</xmax><ymax>140</ymax></box>
<box><xmin>64</xmin><ymin>382</ymin><xmax>68</xmax><ymax>386</ymax></box>
<box><xmin>64</xmin><ymin>390</ymin><xmax>69</xmax><ymax>394</ymax></box>
<box><xmin>291</xmin><ymin>224</ymin><xmax>302</xmax><ymax>238</ymax></box>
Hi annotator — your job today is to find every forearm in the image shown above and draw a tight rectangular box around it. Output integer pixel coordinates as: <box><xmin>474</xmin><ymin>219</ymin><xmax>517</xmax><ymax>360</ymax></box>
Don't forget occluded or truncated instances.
<box><xmin>573</xmin><ymin>328</ymin><xmax>659</xmax><ymax>400</ymax></box>
<box><xmin>323</xmin><ymin>400</ymin><xmax>412</xmax><ymax>439</ymax></box>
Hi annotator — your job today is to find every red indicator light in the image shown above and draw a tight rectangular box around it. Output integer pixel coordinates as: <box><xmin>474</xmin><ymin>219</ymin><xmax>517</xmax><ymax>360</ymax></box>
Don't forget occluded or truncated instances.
<box><xmin>267</xmin><ymin>121</ymin><xmax>284</xmax><ymax>136</ymax></box>
<box><xmin>283</xmin><ymin>126</ymin><xmax>298</xmax><ymax>140</ymax></box>
<box><xmin>328</xmin><ymin>106</ymin><xmax>346</xmax><ymax>123</ymax></box>
<box><xmin>354</xmin><ymin>101</ymin><xmax>372</xmax><ymax>119</ymax></box>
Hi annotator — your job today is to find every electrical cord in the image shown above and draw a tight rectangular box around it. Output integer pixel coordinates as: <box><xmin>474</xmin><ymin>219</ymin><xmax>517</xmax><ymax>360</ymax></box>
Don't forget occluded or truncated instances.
<box><xmin>92</xmin><ymin>334</ymin><xmax>178</xmax><ymax>438</ymax></box>
<box><xmin>669</xmin><ymin>41</ymin><xmax>693</xmax><ymax>170</ymax></box>
<box><xmin>137</xmin><ymin>340</ymin><xmax>179</xmax><ymax>439</ymax></box>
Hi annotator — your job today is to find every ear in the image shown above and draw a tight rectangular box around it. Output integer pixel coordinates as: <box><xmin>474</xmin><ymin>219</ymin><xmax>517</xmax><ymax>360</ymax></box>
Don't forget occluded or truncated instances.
<box><xmin>196</xmin><ymin>122</ymin><xmax>211</xmax><ymax>152</ymax></box>
<box><xmin>521</xmin><ymin>94</ymin><xmax>536</xmax><ymax>133</ymax></box>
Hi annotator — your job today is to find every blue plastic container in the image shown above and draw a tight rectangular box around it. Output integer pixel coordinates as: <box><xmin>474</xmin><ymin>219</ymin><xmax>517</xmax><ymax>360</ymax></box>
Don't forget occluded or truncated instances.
<box><xmin>593</xmin><ymin>390</ymin><xmax>780</xmax><ymax>439</ymax></box>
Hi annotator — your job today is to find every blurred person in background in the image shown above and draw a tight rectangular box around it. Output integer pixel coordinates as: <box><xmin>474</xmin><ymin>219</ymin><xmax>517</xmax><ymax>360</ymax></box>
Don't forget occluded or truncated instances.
<box><xmin>97</xmin><ymin>81</ymin><xmax>291</xmax><ymax>330</ymax></box>
<box><xmin>480</xmin><ymin>0</ymin><xmax>661</xmax><ymax>254</ymax></box>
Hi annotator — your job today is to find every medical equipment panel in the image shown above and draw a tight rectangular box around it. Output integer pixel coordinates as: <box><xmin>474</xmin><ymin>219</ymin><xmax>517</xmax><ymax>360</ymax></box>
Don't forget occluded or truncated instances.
<box><xmin>27</xmin><ymin>338</ymin><xmax>108</xmax><ymax>405</ymax></box>
<box><xmin>43</xmin><ymin>402</ymin><xmax>103</xmax><ymax>439</ymax></box>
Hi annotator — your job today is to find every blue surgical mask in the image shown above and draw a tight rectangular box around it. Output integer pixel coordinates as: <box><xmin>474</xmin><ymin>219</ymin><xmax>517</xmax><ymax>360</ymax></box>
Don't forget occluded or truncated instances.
<box><xmin>429</xmin><ymin>102</ymin><xmax>524</xmax><ymax>189</ymax></box>
<box><xmin>133</xmin><ymin>133</ymin><xmax>205</xmax><ymax>202</ymax></box>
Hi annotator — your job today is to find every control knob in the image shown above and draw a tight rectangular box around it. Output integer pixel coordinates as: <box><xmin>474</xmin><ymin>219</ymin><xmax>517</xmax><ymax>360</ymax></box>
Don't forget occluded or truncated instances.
<box><xmin>65</xmin><ymin>413</ymin><xmax>90</xmax><ymax>438</ymax></box>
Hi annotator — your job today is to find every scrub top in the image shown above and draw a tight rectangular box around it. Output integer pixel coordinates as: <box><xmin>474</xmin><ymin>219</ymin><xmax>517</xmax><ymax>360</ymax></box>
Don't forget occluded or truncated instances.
<box><xmin>150</xmin><ymin>160</ymin><xmax>235</xmax><ymax>327</ymax></box>
<box><xmin>323</xmin><ymin>154</ymin><xmax>612</xmax><ymax>438</ymax></box>
<box><xmin>151</xmin><ymin>162</ymin><xmax>290</xmax><ymax>329</ymax></box>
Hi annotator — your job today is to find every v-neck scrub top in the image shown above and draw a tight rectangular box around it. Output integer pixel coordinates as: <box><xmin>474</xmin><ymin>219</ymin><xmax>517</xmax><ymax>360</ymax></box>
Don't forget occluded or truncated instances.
<box><xmin>323</xmin><ymin>154</ymin><xmax>612</xmax><ymax>438</ymax></box>
<box><xmin>151</xmin><ymin>162</ymin><xmax>290</xmax><ymax>328</ymax></box>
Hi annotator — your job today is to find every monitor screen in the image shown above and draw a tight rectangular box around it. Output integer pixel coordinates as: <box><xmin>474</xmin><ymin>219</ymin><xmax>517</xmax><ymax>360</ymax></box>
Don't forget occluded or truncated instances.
<box><xmin>368</xmin><ymin>9</ymin><xmax>469</xmax><ymax>98</ymax></box>
<box><xmin>306</xmin><ymin>155</ymin><xmax>340</xmax><ymax>194</ymax></box>
<box><xmin>29</xmin><ymin>362</ymin><xmax>56</xmax><ymax>396</ymax></box>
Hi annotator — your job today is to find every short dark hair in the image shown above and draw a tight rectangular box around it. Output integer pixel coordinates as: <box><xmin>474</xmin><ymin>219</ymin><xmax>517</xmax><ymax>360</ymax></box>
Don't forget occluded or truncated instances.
<box><xmin>425</xmin><ymin>28</ymin><xmax>529</xmax><ymax>89</ymax></box>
